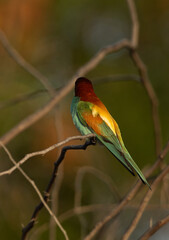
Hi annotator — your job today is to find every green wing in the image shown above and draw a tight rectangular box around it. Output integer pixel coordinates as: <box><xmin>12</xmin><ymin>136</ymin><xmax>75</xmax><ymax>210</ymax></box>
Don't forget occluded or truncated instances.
<box><xmin>96</xmin><ymin>122</ymin><xmax>150</xmax><ymax>187</ymax></box>
<box><xmin>71</xmin><ymin>99</ymin><xmax>150</xmax><ymax>188</ymax></box>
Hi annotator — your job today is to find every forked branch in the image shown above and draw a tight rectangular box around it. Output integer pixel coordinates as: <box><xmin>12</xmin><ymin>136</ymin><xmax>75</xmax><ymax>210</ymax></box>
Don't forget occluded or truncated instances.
<box><xmin>21</xmin><ymin>137</ymin><xmax>96</xmax><ymax>239</ymax></box>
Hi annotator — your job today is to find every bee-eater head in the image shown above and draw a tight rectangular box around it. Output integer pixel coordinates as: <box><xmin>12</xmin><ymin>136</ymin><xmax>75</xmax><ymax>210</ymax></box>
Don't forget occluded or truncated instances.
<box><xmin>75</xmin><ymin>77</ymin><xmax>94</xmax><ymax>97</ymax></box>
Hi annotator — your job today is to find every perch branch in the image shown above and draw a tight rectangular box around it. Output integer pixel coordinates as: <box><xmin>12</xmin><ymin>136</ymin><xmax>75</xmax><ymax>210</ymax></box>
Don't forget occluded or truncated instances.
<box><xmin>0</xmin><ymin>134</ymin><xmax>94</xmax><ymax>177</ymax></box>
<box><xmin>21</xmin><ymin>136</ymin><xmax>96</xmax><ymax>239</ymax></box>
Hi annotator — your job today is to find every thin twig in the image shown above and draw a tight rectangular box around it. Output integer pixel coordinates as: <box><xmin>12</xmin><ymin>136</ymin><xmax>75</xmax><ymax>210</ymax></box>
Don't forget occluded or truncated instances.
<box><xmin>0</xmin><ymin>74</ymin><xmax>139</xmax><ymax>111</ymax></box>
<box><xmin>0</xmin><ymin>75</ymin><xmax>139</xmax><ymax>110</ymax></box>
<box><xmin>21</xmin><ymin>137</ymin><xmax>96</xmax><ymax>239</ymax></box>
<box><xmin>0</xmin><ymin>89</ymin><xmax>47</xmax><ymax>110</ymax></box>
<box><xmin>126</xmin><ymin>0</ymin><xmax>139</xmax><ymax>48</ymax></box>
<box><xmin>59</xmin><ymin>203</ymin><xmax>169</xmax><ymax>224</ymax></box>
<box><xmin>130</xmin><ymin>50</ymin><xmax>162</xmax><ymax>156</ymax></box>
<box><xmin>0</xmin><ymin>142</ymin><xmax>68</xmax><ymax>240</ymax></box>
<box><xmin>84</xmin><ymin>140</ymin><xmax>169</xmax><ymax>240</ymax></box>
<box><xmin>0</xmin><ymin>30</ymin><xmax>55</xmax><ymax>96</ymax></box>
<box><xmin>0</xmin><ymin>87</ymin><xmax>62</xmax><ymax>110</ymax></box>
<box><xmin>49</xmin><ymin>108</ymin><xmax>64</xmax><ymax>240</ymax></box>
<box><xmin>126</xmin><ymin>0</ymin><xmax>162</xmax><ymax>155</ymax></box>
<box><xmin>0</xmin><ymin>134</ymin><xmax>95</xmax><ymax>177</ymax></box>
<box><xmin>59</xmin><ymin>204</ymin><xmax>117</xmax><ymax>223</ymax></box>
<box><xmin>74</xmin><ymin>166</ymin><xmax>121</xmax><ymax>206</ymax></box>
<box><xmin>138</xmin><ymin>214</ymin><xmax>169</xmax><ymax>240</ymax></box>
<box><xmin>122</xmin><ymin>163</ymin><xmax>169</xmax><ymax>240</ymax></box>
<box><xmin>74</xmin><ymin>166</ymin><xmax>121</xmax><ymax>238</ymax></box>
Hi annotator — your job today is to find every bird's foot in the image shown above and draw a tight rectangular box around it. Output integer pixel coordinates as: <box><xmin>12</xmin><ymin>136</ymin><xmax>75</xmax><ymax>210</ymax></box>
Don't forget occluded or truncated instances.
<box><xmin>89</xmin><ymin>136</ymin><xmax>97</xmax><ymax>145</ymax></box>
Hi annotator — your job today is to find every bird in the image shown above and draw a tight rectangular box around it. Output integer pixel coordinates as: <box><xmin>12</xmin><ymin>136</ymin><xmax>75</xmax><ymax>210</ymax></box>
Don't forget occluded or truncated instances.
<box><xmin>71</xmin><ymin>77</ymin><xmax>150</xmax><ymax>188</ymax></box>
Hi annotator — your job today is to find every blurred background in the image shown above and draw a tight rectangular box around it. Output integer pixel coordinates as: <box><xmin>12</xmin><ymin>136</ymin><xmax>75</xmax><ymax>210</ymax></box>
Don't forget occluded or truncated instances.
<box><xmin>0</xmin><ymin>0</ymin><xmax>169</xmax><ymax>239</ymax></box>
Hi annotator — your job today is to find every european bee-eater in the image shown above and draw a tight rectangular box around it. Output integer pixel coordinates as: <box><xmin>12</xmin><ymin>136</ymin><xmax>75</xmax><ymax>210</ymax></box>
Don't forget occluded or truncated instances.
<box><xmin>71</xmin><ymin>77</ymin><xmax>150</xmax><ymax>188</ymax></box>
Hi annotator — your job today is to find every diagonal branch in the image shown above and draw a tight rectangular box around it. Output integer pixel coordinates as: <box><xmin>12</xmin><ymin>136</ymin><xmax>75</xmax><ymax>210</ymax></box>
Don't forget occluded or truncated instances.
<box><xmin>126</xmin><ymin>0</ymin><xmax>162</xmax><ymax>156</ymax></box>
<box><xmin>0</xmin><ymin>0</ymin><xmax>161</xmax><ymax>161</ymax></box>
<box><xmin>138</xmin><ymin>214</ymin><xmax>169</xmax><ymax>240</ymax></box>
<box><xmin>122</xmin><ymin>163</ymin><xmax>169</xmax><ymax>240</ymax></box>
<box><xmin>0</xmin><ymin>30</ymin><xmax>55</xmax><ymax>96</ymax></box>
<box><xmin>0</xmin><ymin>134</ymin><xmax>95</xmax><ymax>177</ymax></box>
<box><xmin>0</xmin><ymin>142</ymin><xmax>69</xmax><ymax>240</ymax></box>
<box><xmin>126</xmin><ymin>0</ymin><xmax>139</xmax><ymax>48</ymax></box>
<box><xmin>84</xmin><ymin>140</ymin><xmax>169</xmax><ymax>240</ymax></box>
<box><xmin>21</xmin><ymin>136</ymin><xmax>96</xmax><ymax>239</ymax></box>
<box><xmin>0</xmin><ymin>39</ymin><xmax>131</xmax><ymax>146</ymax></box>
<box><xmin>130</xmin><ymin>50</ymin><xmax>162</xmax><ymax>156</ymax></box>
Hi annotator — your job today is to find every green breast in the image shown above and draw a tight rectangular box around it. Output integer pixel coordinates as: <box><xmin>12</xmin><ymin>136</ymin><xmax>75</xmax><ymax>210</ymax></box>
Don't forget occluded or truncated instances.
<box><xmin>71</xmin><ymin>97</ymin><xmax>91</xmax><ymax>135</ymax></box>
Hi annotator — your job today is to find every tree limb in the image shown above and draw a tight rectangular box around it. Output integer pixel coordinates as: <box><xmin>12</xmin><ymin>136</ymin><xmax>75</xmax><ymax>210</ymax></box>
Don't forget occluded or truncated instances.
<box><xmin>0</xmin><ymin>142</ymin><xmax>68</xmax><ymax>240</ymax></box>
<box><xmin>0</xmin><ymin>39</ymin><xmax>131</xmax><ymax>146</ymax></box>
<box><xmin>0</xmin><ymin>134</ymin><xmax>95</xmax><ymax>177</ymax></box>
<box><xmin>21</xmin><ymin>136</ymin><xmax>96</xmax><ymax>239</ymax></box>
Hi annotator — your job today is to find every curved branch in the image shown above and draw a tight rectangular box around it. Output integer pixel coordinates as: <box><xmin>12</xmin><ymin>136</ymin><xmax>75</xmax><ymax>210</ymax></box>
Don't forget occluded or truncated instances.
<box><xmin>130</xmin><ymin>50</ymin><xmax>162</xmax><ymax>156</ymax></box>
<box><xmin>0</xmin><ymin>134</ymin><xmax>95</xmax><ymax>177</ymax></box>
<box><xmin>126</xmin><ymin>0</ymin><xmax>139</xmax><ymax>47</ymax></box>
<box><xmin>21</xmin><ymin>137</ymin><xmax>96</xmax><ymax>239</ymax></box>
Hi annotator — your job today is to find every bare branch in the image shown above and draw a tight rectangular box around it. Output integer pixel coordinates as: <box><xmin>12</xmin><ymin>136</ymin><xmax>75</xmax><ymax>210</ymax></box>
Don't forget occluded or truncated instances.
<box><xmin>126</xmin><ymin>0</ymin><xmax>139</xmax><ymax>48</ymax></box>
<box><xmin>0</xmin><ymin>0</ymin><xmax>161</xmax><ymax>162</ymax></box>
<box><xmin>138</xmin><ymin>214</ymin><xmax>169</xmax><ymax>240</ymax></box>
<box><xmin>126</xmin><ymin>0</ymin><xmax>161</xmax><ymax>156</ymax></box>
<box><xmin>0</xmin><ymin>39</ymin><xmax>130</xmax><ymax>146</ymax></box>
<box><xmin>0</xmin><ymin>87</ymin><xmax>62</xmax><ymax>110</ymax></box>
<box><xmin>74</xmin><ymin>166</ymin><xmax>121</xmax><ymax>206</ymax></box>
<box><xmin>0</xmin><ymin>142</ymin><xmax>68</xmax><ymax>240</ymax></box>
<box><xmin>0</xmin><ymin>134</ymin><xmax>95</xmax><ymax>177</ymax></box>
<box><xmin>84</xmin><ymin>140</ymin><xmax>169</xmax><ymax>240</ymax></box>
<box><xmin>0</xmin><ymin>89</ymin><xmax>48</xmax><ymax>110</ymax></box>
<box><xmin>49</xmin><ymin>109</ymin><xmax>64</xmax><ymax>240</ymax></box>
<box><xmin>122</xmin><ymin>163</ymin><xmax>169</xmax><ymax>240</ymax></box>
<box><xmin>0</xmin><ymin>30</ymin><xmax>55</xmax><ymax>96</ymax></box>
<box><xmin>130</xmin><ymin>51</ymin><xmax>162</xmax><ymax>156</ymax></box>
<box><xmin>59</xmin><ymin>204</ymin><xmax>117</xmax><ymax>223</ymax></box>
<box><xmin>21</xmin><ymin>137</ymin><xmax>96</xmax><ymax>239</ymax></box>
